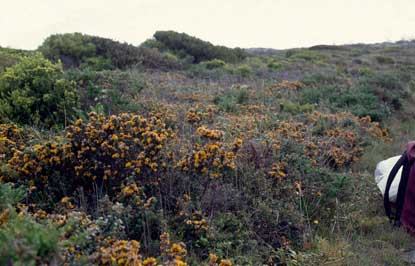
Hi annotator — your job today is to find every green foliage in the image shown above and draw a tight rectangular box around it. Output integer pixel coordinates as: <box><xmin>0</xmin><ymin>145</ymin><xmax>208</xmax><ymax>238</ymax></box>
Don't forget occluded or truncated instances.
<box><xmin>140</xmin><ymin>38</ymin><xmax>169</xmax><ymax>51</ymax></box>
<box><xmin>0</xmin><ymin>183</ymin><xmax>60</xmax><ymax>266</ymax></box>
<box><xmin>0</xmin><ymin>183</ymin><xmax>25</xmax><ymax>210</ymax></box>
<box><xmin>358</xmin><ymin>67</ymin><xmax>373</xmax><ymax>76</ymax></box>
<box><xmin>308</xmin><ymin>44</ymin><xmax>350</xmax><ymax>51</ymax></box>
<box><xmin>0</xmin><ymin>210</ymin><xmax>61</xmax><ymax>266</ymax></box>
<box><xmin>80</xmin><ymin>56</ymin><xmax>113</xmax><ymax>71</ymax></box>
<box><xmin>0</xmin><ymin>53</ymin><xmax>79</xmax><ymax>127</ymax></box>
<box><xmin>300</xmin><ymin>84</ymin><xmax>386</xmax><ymax>121</ymax></box>
<box><xmin>201</xmin><ymin>59</ymin><xmax>227</xmax><ymax>70</ymax></box>
<box><xmin>279</xmin><ymin>100</ymin><xmax>314</xmax><ymax>114</ymax></box>
<box><xmin>366</xmin><ymin>72</ymin><xmax>406</xmax><ymax>110</ymax></box>
<box><xmin>213</xmin><ymin>85</ymin><xmax>250</xmax><ymax>112</ymax></box>
<box><xmin>38</xmin><ymin>33</ymin><xmax>96</xmax><ymax>67</ymax></box>
<box><xmin>234</xmin><ymin>64</ymin><xmax>252</xmax><ymax>77</ymax></box>
<box><xmin>154</xmin><ymin>31</ymin><xmax>247</xmax><ymax>63</ymax></box>
<box><xmin>375</xmin><ymin>55</ymin><xmax>395</xmax><ymax>64</ymax></box>
<box><xmin>0</xmin><ymin>48</ymin><xmax>24</xmax><ymax>73</ymax></box>
<box><xmin>267</xmin><ymin>60</ymin><xmax>285</xmax><ymax>70</ymax></box>
<box><xmin>39</xmin><ymin>33</ymin><xmax>184</xmax><ymax>70</ymax></box>
<box><xmin>286</xmin><ymin>49</ymin><xmax>327</xmax><ymax>62</ymax></box>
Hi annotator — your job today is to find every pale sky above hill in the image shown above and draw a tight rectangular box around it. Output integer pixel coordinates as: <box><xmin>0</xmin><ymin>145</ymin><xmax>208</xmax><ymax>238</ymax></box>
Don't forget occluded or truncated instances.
<box><xmin>1</xmin><ymin>0</ymin><xmax>415</xmax><ymax>50</ymax></box>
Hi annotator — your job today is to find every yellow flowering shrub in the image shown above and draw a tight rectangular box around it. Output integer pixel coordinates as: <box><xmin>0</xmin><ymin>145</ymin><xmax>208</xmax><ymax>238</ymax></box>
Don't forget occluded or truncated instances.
<box><xmin>266</xmin><ymin>111</ymin><xmax>389</xmax><ymax>169</ymax></box>
<box><xmin>269</xmin><ymin>80</ymin><xmax>305</xmax><ymax>91</ymax></box>
<box><xmin>160</xmin><ymin>232</ymin><xmax>188</xmax><ymax>266</ymax></box>
<box><xmin>5</xmin><ymin>112</ymin><xmax>172</xmax><ymax>200</ymax></box>
<box><xmin>173</xmin><ymin>194</ymin><xmax>209</xmax><ymax>249</ymax></box>
<box><xmin>186</xmin><ymin>108</ymin><xmax>202</xmax><ymax>124</ymax></box>
<box><xmin>177</xmin><ymin>126</ymin><xmax>242</xmax><ymax>178</ymax></box>
<box><xmin>0</xmin><ymin>124</ymin><xmax>26</xmax><ymax>171</ymax></box>
<box><xmin>100</xmin><ymin>239</ymin><xmax>142</xmax><ymax>266</ymax></box>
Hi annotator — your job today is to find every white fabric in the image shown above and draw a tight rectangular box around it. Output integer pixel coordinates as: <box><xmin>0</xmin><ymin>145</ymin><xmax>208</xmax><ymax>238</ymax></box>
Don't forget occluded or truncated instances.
<box><xmin>375</xmin><ymin>155</ymin><xmax>402</xmax><ymax>202</ymax></box>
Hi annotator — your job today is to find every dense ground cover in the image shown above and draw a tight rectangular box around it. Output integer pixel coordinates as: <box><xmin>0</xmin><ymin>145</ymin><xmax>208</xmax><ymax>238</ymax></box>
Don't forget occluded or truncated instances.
<box><xmin>1</xmin><ymin>32</ymin><xmax>415</xmax><ymax>265</ymax></box>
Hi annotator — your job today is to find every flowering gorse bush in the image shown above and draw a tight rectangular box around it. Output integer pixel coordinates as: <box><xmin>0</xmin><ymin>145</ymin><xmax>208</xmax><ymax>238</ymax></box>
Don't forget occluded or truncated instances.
<box><xmin>177</xmin><ymin>126</ymin><xmax>242</xmax><ymax>179</ymax></box>
<box><xmin>5</xmin><ymin>112</ymin><xmax>172</xmax><ymax>201</ymax></box>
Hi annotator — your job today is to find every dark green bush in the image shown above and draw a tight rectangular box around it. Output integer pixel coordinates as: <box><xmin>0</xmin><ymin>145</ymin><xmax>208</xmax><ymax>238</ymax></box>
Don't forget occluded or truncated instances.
<box><xmin>300</xmin><ymin>85</ymin><xmax>386</xmax><ymax>121</ymax></box>
<box><xmin>0</xmin><ymin>53</ymin><xmax>79</xmax><ymax>127</ymax></box>
<box><xmin>201</xmin><ymin>59</ymin><xmax>227</xmax><ymax>69</ymax></box>
<box><xmin>153</xmin><ymin>31</ymin><xmax>247</xmax><ymax>63</ymax></box>
<box><xmin>267</xmin><ymin>60</ymin><xmax>285</xmax><ymax>70</ymax></box>
<box><xmin>279</xmin><ymin>100</ymin><xmax>314</xmax><ymax>114</ymax></box>
<box><xmin>365</xmin><ymin>72</ymin><xmax>405</xmax><ymax>110</ymax></box>
<box><xmin>39</xmin><ymin>33</ymin><xmax>183</xmax><ymax>70</ymax></box>
<box><xmin>38</xmin><ymin>33</ymin><xmax>96</xmax><ymax>67</ymax></box>
<box><xmin>0</xmin><ymin>183</ymin><xmax>61</xmax><ymax>266</ymax></box>
<box><xmin>0</xmin><ymin>210</ymin><xmax>61</xmax><ymax>266</ymax></box>
<box><xmin>286</xmin><ymin>49</ymin><xmax>327</xmax><ymax>61</ymax></box>
<box><xmin>308</xmin><ymin>45</ymin><xmax>350</xmax><ymax>51</ymax></box>
<box><xmin>375</xmin><ymin>55</ymin><xmax>395</xmax><ymax>64</ymax></box>
<box><xmin>234</xmin><ymin>64</ymin><xmax>252</xmax><ymax>77</ymax></box>
<box><xmin>0</xmin><ymin>48</ymin><xmax>24</xmax><ymax>73</ymax></box>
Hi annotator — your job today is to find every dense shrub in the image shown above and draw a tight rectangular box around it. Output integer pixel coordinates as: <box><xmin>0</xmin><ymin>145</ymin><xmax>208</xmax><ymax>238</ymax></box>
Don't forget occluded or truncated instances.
<box><xmin>38</xmin><ymin>33</ymin><xmax>96</xmax><ymax>67</ymax></box>
<box><xmin>300</xmin><ymin>85</ymin><xmax>387</xmax><ymax>121</ymax></box>
<box><xmin>0</xmin><ymin>208</ymin><xmax>61</xmax><ymax>266</ymax></box>
<box><xmin>201</xmin><ymin>59</ymin><xmax>227</xmax><ymax>70</ymax></box>
<box><xmin>0</xmin><ymin>47</ymin><xmax>28</xmax><ymax>73</ymax></box>
<box><xmin>153</xmin><ymin>31</ymin><xmax>247</xmax><ymax>63</ymax></box>
<box><xmin>6</xmin><ymin>112</ymin><xmax>172</xmax><ymax>203</ymax></box>
<box><xmin>267</xmin><ymin>60</ymin><xmax>286</xmax><ymax>70</ymax></box>
<box><xmin>375</xmin><ymin>55</ymin><xmax>395</xmax><ymax>64</ymax></box>
<box><xmin>365</xmin><ymin>72</ymin><xmax>406</xmax><ymax>111</ymax></box>
<box><xmin>39</xmin><ymin>33</ymin><xmax>183</xmax><ymax>70</ymax></box>
<box><xmin>0</xmin><ymin>53</ymin><xmax>79</xmax><ymax>127</ymax></box>
<box><xmin>279</xmin><ymin>100</ymin><xmax>314</xmax><ymax>114</ymax></box>
<box><xmin>234</xmin><ymin>64</ymin><xmax>252</xmax><ymax>77</ymax></box>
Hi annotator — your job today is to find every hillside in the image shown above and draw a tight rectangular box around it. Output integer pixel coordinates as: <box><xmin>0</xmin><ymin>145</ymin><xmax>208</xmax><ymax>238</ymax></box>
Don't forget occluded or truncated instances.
<box><xmin>1</xmin><ymin>32</ymin><xmax>415</xmax><ymax>265</ymax></box>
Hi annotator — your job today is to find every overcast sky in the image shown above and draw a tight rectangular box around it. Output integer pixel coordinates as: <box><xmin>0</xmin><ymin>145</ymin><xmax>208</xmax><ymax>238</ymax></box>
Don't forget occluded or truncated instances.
<box><xmin>1</xmin><ymin>0</ymin><xmax>415</xmax><ymax>50</ymax></box>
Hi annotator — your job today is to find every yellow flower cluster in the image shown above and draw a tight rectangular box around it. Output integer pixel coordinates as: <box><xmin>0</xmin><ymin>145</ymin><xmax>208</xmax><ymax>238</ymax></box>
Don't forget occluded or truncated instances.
<box><xmin>268</xmin><ymin>161</ymin><xmax>288</xmax><ymax>182</ymax></box>
<box><xmin>0</xmin><ymin>209</ymin><xmax>10</xmax><ymax>225</ymax></box>
<box><xmin>186</xmin><ymin>108</ymin><xmax>202</xmax><ymax>124</ymax></box>
<box><xmin>308</xmin><ymin>111</ymin><xmax>389</xmax><ymax>141</ymax></box>
<box><xmin>0</xmin><ymin>124</ymin><xmax>26</xmax><ymax>181</ymax></box>
<box><xmin>60</xmin><ymin>196</ymin><xmax>75</xmax><ymax>209</ymax></box>
<box><xmin>185</xmin><ymin>211</ymin><xmax>208</xmax><ymax>232</ymax></box>
<box><xmin>176</xmin><ymin>194</ymin><xmax>209</xmax><ymax>235</ymax></box>
<box><xmin>209</xmin><ymin>253</ymin><xmax>233</xmax><ymax>266</ymax></box>
<box><xmin>177</xmin><ymin>126</ymin><xmax>242</xmax><ymax>178</ymax></box>
<box><xmin>177</xmin><ymin>142</ymin><xmax>238</xmax><ymax>179</ymax></box>
<box><xmin>267</xmin><ymin>111</ymin><xmax>389</xmax><ymax>169</ymax></box>
<box><xmin>197</xmin><ymin>126</ymin><xmax>222</xmax><ymax>140</ymax></box>
<box><xmin>100</xmin><ymin>239</ymin><xmax>143</xmax><ymax>266</ymax></box>
<box><xmin>160</xmin><ymin>232</ymin><xmax>188</xmax><ymax>266</ymax></box>
<box><xmin>5</xmin><ymin>112</ymin><xmax>172</xmax><ymax>196</ymax></box>
<box><xmin>274</xmin><ymin>121</ymin><xmax>305</xmax><ymax>141</ymax></box>
<box><xmin>121</xmin><ymin>182</ymin><xmax>140</xmax><ymax>197</ymax></box>
<box><xmin>269</xmin><ymin>80</ymin><xmax>304</xmax><ymax>91</ymax></box>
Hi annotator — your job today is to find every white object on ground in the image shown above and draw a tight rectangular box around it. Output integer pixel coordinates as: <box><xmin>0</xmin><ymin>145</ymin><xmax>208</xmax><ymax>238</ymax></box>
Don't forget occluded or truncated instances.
<box><xmin>374</xmin><ymin>155</ymin><xmax>402</xmax><ymax>202</ymax></box>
